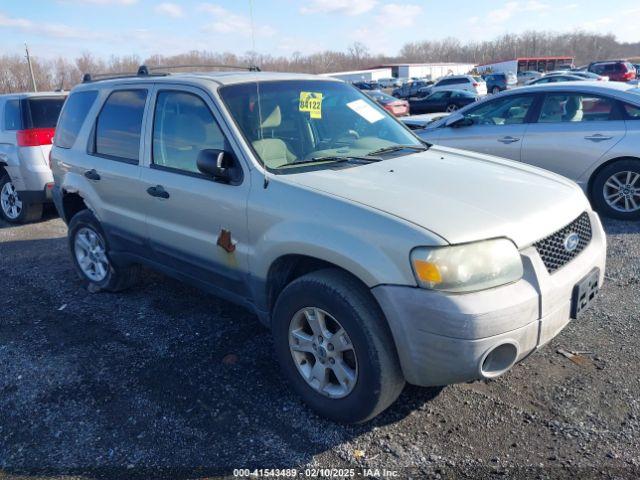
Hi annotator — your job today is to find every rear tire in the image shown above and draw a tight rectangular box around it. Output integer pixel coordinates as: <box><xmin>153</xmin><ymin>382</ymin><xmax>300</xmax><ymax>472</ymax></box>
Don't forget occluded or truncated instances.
<box><xmin>591</xmin><ymin>159</ymin><xmax>640</xmax><ymax>220</ymax></box>
<box><xmin>272</xmin><ymin>269</ymin><xmax>405</xmax><ymax>423</ymax></box>
<box><xmin>68</xmin><ymin>209</ymin><xmax>140</xmax><ymax>292</ymax></box>
<box><xmin>0</xmin><ymin>174</ymin><xmax>43</xmax><ymax>224</ymax></box>
<box><xmin>445</xmin><ymin>104</ymin><xmax>458</xmax><ymax>112</ymax></box>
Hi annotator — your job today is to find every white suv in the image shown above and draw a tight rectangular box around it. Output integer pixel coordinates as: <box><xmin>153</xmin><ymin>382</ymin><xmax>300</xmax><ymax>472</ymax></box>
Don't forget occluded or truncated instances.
<box><xmin>0</xmin><ymin>92</ymin><xmax>67</xmax><ymax>223</ymax></box>
<box><xmin>50</xmin><ymin>68</ymin><xmax>606</xmax><ymax>423</ymax></box>
<box><xmin>431</xmin><ymin>75</ymin><xmax>487</xmax><ymax>96</ymax></box>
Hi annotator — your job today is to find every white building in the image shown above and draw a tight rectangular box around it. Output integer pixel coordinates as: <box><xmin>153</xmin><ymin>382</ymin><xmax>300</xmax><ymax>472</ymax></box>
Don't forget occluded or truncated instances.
<box><xmin>369</xmin><ymin>63</ymin><xmax>476</xmax><ymax>80</ymax></box>
<box><xmin>320</xmin><ymin>68</ymin><xmax>393</xmax><ymax>83</ymax></box>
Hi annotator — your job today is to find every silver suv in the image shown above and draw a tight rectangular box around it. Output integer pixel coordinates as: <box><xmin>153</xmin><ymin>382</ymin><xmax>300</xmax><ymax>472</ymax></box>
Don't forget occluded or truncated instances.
<box><xmin>51</xmin><ymin>68</ymin><xmax>606</xmax><ymax>423</ymax></box>
<box><xmin>0</xmin><ymin>92</ymin><xmax>67</xmax><ymax>223</ymax></box>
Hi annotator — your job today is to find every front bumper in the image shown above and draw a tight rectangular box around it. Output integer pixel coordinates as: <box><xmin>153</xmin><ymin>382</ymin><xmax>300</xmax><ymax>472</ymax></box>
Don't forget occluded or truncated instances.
<box><xmin>372</xmin><ymin>211</ymin><xmax>607</xmax><ymax>386</ymax></box>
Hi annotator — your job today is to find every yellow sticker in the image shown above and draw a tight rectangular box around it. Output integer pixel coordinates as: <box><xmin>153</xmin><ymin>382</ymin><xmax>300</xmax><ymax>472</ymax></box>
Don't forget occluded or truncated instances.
<box><xmin>299</xmin><ymin>91</ymin><xmax>323</xmax><ymax>119</ymax></box>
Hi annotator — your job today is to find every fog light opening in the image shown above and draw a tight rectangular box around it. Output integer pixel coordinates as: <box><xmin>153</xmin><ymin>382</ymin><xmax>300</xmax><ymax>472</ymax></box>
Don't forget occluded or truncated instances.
<box><xmin>480</xmin><ymin>342</ymin><xmax>518</xmax><ymax>378</ymax></box>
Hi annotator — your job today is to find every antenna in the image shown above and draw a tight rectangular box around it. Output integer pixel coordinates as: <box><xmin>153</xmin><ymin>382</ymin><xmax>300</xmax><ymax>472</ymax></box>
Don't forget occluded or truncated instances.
<box><xmin>24</xmin><ymin>43</ymin><xmax>37</xmax><ymax>93</ymax></box>
<box><xmin>248</xmin><ymin>0</ymin><xmax>256</xmax><ymax>54</ymax></box>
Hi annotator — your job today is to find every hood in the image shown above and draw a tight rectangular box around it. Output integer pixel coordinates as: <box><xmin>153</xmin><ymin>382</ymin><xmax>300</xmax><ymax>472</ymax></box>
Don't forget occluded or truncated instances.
<box><xmin>281</xmin><ymin>146</ymin><xmax>589</xmax><ymax>248</ymax></box>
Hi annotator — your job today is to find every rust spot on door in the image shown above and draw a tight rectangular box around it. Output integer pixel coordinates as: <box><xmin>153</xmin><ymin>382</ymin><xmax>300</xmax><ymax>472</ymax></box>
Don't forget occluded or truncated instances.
<box><xmin>217</xmin><ymin>228</ymin><xmax>236</xmax><ymax>253</ymax></box>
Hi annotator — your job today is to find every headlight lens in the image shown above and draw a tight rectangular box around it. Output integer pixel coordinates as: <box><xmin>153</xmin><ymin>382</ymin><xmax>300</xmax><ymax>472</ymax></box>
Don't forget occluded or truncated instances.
<box><xmin>411</xmin><ymin>239</ymin><xmax>523</xmax><ymax>293</ymax></box>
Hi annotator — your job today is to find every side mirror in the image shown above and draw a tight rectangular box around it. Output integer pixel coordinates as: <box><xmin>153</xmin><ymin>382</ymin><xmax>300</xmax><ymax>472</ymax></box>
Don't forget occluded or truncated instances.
<box><xmin>445</xmin><ymin>113</ymin><xmax>473</xmax><ymax>128</ymax></box>
<box><xmin>197</xmin><ymin>149</ymin><xmax>240</xmax><ymax>183</ymax></box>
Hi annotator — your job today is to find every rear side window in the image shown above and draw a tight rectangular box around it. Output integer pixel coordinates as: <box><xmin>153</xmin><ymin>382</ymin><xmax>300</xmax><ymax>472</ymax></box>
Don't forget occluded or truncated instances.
<box><xmin>55</xmin><ymin>91</ymin><xmax>98</xmax><ymax>149</ymax></box>
<box><xmin>23</xmin><ymin>97</ymin><xmax>65</xmax><ymax>129</ymax></box>
<box><xmin>4</xmin><ymin>99</ymin><xmax>21</xmax><ymax>130</ymax></box>
<box><xmin>539</xmin><ymin>94</ymin><xmax>614</xmax><ymax>123</ymax></box>
<box><xmin>95</xmin><ymin>90</ymin><xmax>147</xmax><ymax>162</ymax></box>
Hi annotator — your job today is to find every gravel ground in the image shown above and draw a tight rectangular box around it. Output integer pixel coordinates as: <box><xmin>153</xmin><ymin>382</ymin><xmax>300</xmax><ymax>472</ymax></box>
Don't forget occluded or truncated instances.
<box><xmin>0</xmin><ymin>209</ymin><xmax>639</xmax><ymax>480</ymax></box>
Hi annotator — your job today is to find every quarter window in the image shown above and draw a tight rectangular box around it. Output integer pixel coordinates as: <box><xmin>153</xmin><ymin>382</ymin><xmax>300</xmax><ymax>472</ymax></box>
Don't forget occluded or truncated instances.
<box><xmin>55</xmin><ymin>91</ymin><xmax>98</xmax><ymax>149</ymax></box>
<box><xmin>538</xmin><ymin>94</ymin><xmax>614</xmax><ymax>123</ymax></box>
<box><xmin>152</xmin><ymin>91</ymin><xmax>227</xmax><ymax>174</ymax></box>
<box><xmin>4</xmin><ymin>100</ymin><xmax>21</xmax><ymax>130</ymax></box>
<box><xmin>95</xmin><ymin>90</ymin><xmax>147</xmax><ymax>161</ymax></box>
<box><xmin>623</xmin><ymin>103</ymin><xmax>640</xmax><ymax>119</ymax></box>
<box><xmin>464</xmin><ymin>95</ymin><xmax>535</xmax><ymax>125</ymax></box>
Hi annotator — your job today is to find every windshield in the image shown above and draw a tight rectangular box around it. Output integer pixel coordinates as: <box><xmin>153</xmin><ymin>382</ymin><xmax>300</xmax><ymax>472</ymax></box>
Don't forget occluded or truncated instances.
<box><xmin>219</xmin><ymin>80</ymin><xmax>422</xmax><ymax>171</ymax></box>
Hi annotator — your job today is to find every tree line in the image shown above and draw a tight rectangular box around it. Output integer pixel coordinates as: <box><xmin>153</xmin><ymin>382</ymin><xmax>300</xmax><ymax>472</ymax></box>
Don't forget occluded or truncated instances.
<box><xmin>1</xmin><ymin>31</ymin><xmax>639</xmax><ymax>93</ymax></box>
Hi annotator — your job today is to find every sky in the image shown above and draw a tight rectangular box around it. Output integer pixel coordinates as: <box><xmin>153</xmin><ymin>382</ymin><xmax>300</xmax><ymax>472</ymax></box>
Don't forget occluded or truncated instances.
<box><xmin>1</xmin><ymin>0</ymin><xmax>639</xmax><ymax>61</ymax></box>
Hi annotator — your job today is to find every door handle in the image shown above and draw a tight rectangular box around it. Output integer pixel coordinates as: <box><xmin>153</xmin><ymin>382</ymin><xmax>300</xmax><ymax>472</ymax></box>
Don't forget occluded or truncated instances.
<box><xmin>84</xmin><ymin>169</ymin><xmax>100</xmax><ymax>181</ymax></box>
<box><xmin>584</xmin><ymin>134</ymin><xmax>613</xmax><ymax>142</ymax></box>
<box><xmin>146</xmin><ymin>185</ymin><xmax>170</xmax><ymax>199</ymax></box>
<box><xmin>498</xmin><ymin>136</ymin><xmax>520</xmax><ymax>144</ymax></box>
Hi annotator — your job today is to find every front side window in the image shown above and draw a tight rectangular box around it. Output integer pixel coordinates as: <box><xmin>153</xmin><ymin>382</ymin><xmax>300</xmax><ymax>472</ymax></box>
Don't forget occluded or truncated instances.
<box><xmin>55</xmin><ymin>91</ymin><xmax>98</xmax><ymax>149</ymax></box>
<box><xmin>538</xmin><ymin>94</ymin><xmax>614</xmax><ymax>123</ymax></box>
<box><xmin>4</xmin><ymin>100</ymin><xmax>21</xmax><ymax>130</ymax></box>
<box><xmin>219</xmin><ymin>80</ymin><xmax>422</xmax><ymax>171</ymax></box>
<box><xmin>95</xmin><ymin>89</ymin><xmax>147</xmax><ymax>161</ymax></box>
<box><xmin>464</xmin><ymin>95</ymin><xmax>535</xmax><ymax>126</ymax></box>
<box><xmin>152</xmin><ymin>91</ymin><xmax>227</xmax><ymax>174</ymax></box>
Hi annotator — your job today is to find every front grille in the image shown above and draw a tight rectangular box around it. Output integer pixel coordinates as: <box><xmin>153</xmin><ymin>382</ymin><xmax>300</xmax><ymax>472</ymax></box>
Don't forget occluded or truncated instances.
<box><xmin>534</xmin><ymin>212</ymin><xmax>592</xmax><ymax>274</ymax></box>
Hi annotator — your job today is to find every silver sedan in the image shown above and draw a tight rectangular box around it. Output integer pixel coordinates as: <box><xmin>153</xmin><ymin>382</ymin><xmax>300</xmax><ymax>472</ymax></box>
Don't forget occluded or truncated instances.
<box><xmin>418</xmin><ymin>82</ymin><xmax>640</xmax><ymax>220</ymax></box>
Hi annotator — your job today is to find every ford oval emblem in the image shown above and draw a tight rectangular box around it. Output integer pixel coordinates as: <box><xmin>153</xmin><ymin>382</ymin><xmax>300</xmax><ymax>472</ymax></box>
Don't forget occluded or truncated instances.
<box><xmin>564</xmin><ymin>232</ymin><xmax>580</xmax><ymax>252</ymax></box>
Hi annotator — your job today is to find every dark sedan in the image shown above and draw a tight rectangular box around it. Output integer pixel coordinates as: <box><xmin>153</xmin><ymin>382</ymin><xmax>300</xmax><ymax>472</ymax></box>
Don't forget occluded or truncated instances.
<box><xmin>408</xmin><ymin>89</ymin><xmax>478</xmax><ymax>114</ymax></box>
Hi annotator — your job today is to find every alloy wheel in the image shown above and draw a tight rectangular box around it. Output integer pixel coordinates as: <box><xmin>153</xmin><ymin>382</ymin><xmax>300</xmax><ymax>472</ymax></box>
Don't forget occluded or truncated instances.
<box><xmin>74</xmin><ymin>227</ymin><xmax>109</xmax><ymax>282</ymax></box>
<box><xmin>446</xmin><ymin>104</ymin><xmax>458</xmax><ymax>112</ymax></box>
<box><xmin>603</xmin><ymin>170</ymin><xmax>640</xmax><ymax>212</ymax></box>
<box><xmin>0</xmin><ymin>180</ymin><xmax>22</xmax><ymax>220</ymax></box>
<box><xmin>288</xmin><ymin>307</ymin><xmax>358</xmax><ymax>399</ymax></box>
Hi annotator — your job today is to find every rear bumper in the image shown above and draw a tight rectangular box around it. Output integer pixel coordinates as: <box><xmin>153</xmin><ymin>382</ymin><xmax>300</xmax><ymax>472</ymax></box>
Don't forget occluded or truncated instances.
<box><xmin>372</xmin><ymin>211</ymin><xmax>607</xmax><ymax>386</ymax></box>
<box><xmin>4</xmin><ymin>146</ymin><xmax>53</xmax><ymax>195</ymax></box>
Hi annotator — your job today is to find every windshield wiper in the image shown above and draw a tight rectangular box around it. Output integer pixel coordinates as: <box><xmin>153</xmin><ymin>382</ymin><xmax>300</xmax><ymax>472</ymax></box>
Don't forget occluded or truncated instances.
<box><xmin>367</xmin><ymin>144</ymin><xmax>429</xmax><ymax>156</ymax></box>
<box><xmin>275</xmin><ymin>155</ymin><xmax>381</xmax><ymax>169</ymax></box>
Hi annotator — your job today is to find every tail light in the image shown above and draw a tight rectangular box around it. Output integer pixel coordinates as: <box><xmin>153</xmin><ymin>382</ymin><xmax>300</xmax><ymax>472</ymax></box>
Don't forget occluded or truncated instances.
<box><xmin>472</xmin><ymin>82</ymin><xmax>479</xmax><ymax>87</ymax></box>
<box><xmin>623</xmin><ymin>70</ymin><xmax>635</xmax><ymax>80</ymax></box>
<box><xmin>16</xmin><ymin>128</ymin><xmax>56</xmax><ymax>147</ymax></box>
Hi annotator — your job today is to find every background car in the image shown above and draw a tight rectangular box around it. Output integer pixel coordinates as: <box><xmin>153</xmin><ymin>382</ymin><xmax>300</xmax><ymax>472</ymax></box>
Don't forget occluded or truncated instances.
<box><xmin>517</xmin><ymin>70</ymin><xmax>543</xmax><ymax>84</ymax></box>
<box><xmin>392</xmin><ymin>80</ymin><xmax>432</xmax><ymax>99</ymax></box>
<box><xmin>484</xmin><ymin>72</ymin><xmax>518</xmax><ymax>94</ymax></box>
<box><xmin>416</xmin><ymin>82</ymin><xmax>640</xmax><ymax>220</ymax></box>
<box><xmin>526</xmin><ymin>74</ymin><xmax>585</xmax><ymax>85</ymax></box>
<box><xmin>0</xmin><ymin>92</ymin><xmax>67</xmax><ymax>223</ymax></box>
<box><xmin>409</xmin><ymin>89</ymin><xmax>477</xmax><ymax>114</ymax></box>
<box><xmin>588</xmin><ymin>60</ymin><xmax>636</xmax><ymax>82</ymax></box>
<box><xmin>430</xmin><ymin>75</ymin><xmax>487</xmax><ymax>96</ymax></box>
<box><xmin>401</xmin><ymin>112</ymin><xmax>451</xmax><ymax>130</ymax></box>
<box><xmin>352</xmin><ymin>81</ymin><xmax>378</xmax><ymax>90</ymax></box>
<box><xmin>377</xmin><ymin>78</ymin><xmax>401</xmax><ymax>89</ymax></box>
<box><xmin>364</xmin><ymin>90</ymin><xmax>409</xmax><ymax>116</ymax></box>
<box><xmin>568</xmin><ymin>71</ymin><xmax>608</xmax><ymax>81</ymax></box>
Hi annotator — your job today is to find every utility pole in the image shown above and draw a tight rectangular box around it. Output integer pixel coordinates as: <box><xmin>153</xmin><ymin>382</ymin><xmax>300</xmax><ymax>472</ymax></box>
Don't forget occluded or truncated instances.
<box><xmin>25</xmin><ymin>43</ymin><xmax>37</xmax><ymax>92</ymax></box>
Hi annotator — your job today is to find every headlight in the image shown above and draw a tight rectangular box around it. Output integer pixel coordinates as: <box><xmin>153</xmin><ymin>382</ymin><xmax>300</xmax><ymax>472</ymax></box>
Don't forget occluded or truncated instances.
<box><xmin>410</xmin><ymin>238</ymin><xmax>523</xmax><ymax>293</ymax></box>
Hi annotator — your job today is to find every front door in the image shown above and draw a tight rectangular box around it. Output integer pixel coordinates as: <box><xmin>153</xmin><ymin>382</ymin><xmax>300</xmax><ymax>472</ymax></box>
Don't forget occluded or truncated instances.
<box><xmin>140</xmin><ymin>85</ymin><xmax>250</xmax><ymax>299</ymax></box>
<box><xmin>435</xmin><ymin>93</ymin><xmax>538</xmax><ymax>161</ymax></box>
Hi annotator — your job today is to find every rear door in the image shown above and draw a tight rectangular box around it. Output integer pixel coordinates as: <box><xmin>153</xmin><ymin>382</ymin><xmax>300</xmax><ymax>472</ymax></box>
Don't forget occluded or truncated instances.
<box><xmin>139</xmin><ymin>84</ymin><xmax>250</xmax><ymax>300</ymax></box>
<box><xmin>84</xmin><ymin>87</ymin><xmax>151</xmax><ymax>248</ymax></box>
<box><xmin>521</xmin><ymin>91</ymin><xmax>627</xmax><ymax>180</ymax></box>
<box><xmin>434</xmin><ymin>93</ymin><xmax>538</xmax><ymax>161</ymax></box>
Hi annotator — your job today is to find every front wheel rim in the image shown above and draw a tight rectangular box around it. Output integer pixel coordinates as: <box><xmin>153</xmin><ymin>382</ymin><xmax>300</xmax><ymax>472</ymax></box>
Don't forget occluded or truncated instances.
<box><xmin>446</xmin><ymin>104</ymin><xmax>457</xmax><ymax>112</ymax></box>
<box><xmin>603</xmin><ymin>170</ymin><xmax>640</xmax><ymax>212</ymax></box>
<box><xmin>288</xmin><ymin>307</ymin><xmax>358</xmax><ymax>399</ymax></box>
<box><xmin>74</xmin><ymin>227</ymin><xmax>109</xmax><ymax>282</ymax></box>
<box><xmin>1</xmin><ymin>181</ymin><xmax>22</xmax><ymax>220</ymax></box>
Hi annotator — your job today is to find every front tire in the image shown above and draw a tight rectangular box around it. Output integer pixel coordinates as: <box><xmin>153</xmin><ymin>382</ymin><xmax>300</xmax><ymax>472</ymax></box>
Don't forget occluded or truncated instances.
<box><xmin>591</xmin><ymin>159</ymin><xmax>640</xmax><ymax>220</ymax></box>
<box><xmin>0</xmin><ymin>174</ymin><xmax>42</xmax><ymax>224</ymax></box>
<box><xmin>68</xmin><ymin>209</ymin><xmax>139</xmax><ymax>292</ymax></box>
<box><xmin>272</xmin><ymin>269</ymin><xmax>405</xmax><ymax>423</ymax></box>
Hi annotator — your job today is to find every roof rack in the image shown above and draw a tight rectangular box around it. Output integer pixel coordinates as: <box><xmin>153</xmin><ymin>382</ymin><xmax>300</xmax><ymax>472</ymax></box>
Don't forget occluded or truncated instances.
<box><xmin>82</xmin><ymin>63</ymin><xmax>261</xmax><ymax>83</ymax></box>
<box><xmin>147</xmin><ymin>64</ymin><xmax>261</xmax><ymax>73</ymax></box>
<box><xmin>81</xmin><ymin>65</ymin><xmax>168</xmax><ymax>83</ymax></box>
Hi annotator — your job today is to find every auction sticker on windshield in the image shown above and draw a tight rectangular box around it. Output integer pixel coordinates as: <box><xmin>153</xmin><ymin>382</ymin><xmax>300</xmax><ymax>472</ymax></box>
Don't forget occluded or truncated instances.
<box><xmin>347</xmin><ymin>99</ymin><xmax>385</xmax><ymax>123</ymax></box>
<box><xmin>299</xmin><ymin>91</ymin><xmax>323</xmax><ymax>119</ymax></box>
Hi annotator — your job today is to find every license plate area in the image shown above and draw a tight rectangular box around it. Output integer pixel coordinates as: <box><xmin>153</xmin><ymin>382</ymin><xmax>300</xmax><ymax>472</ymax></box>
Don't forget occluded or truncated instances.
<box><xmin>571</xmin><ymin>268</ymin><xmax>600</xmax><ymax>319</ymax></box>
